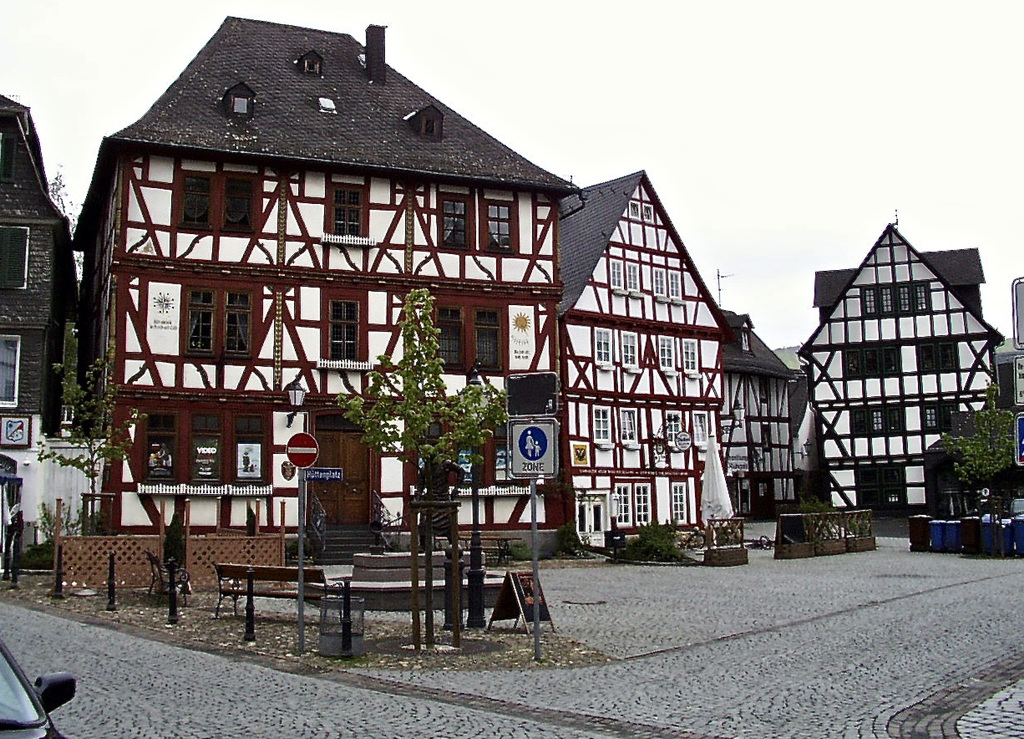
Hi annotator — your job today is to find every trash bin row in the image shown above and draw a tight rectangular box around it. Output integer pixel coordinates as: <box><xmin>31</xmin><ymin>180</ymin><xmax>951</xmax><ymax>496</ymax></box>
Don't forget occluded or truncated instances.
<box><xmin>921</xmin><ymin>516</ymin><xmax>1023</xmax><ymax>555</ymax></box>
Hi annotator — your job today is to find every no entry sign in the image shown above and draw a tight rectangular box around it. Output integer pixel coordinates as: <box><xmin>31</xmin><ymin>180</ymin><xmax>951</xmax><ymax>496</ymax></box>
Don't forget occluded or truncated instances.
<box><xmin>286</xmin><ymin>432</ymin><xmax>319</xmax><ymax>468</ymax></box>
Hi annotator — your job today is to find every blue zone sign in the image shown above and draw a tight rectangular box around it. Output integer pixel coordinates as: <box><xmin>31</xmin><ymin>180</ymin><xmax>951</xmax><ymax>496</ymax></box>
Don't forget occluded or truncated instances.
<box><xmin>1017</xmin><ymin>414</ymin><xmax>1024</xmax><ymax>467</ymax></box>
<box><xmin>510</xmin><ymin>420</ymin><xmax>558</xmax><ymax>478</ymax></box>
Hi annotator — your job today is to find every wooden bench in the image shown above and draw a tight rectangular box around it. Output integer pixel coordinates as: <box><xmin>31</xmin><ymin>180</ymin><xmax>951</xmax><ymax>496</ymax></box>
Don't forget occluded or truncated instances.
<box><xmin>213</xmin><ymin>563</ymin><xmax>328</xmax><ymax>618</ymax></box>
<box><xmin>145</xmin><ymin>550</ymin><xmax>191</xmax><ymax>605</ymax></box>
<box><xmin>458</xmin><ymin>536</ymin><xmax>513</xmax><ymax>566</ymax></box>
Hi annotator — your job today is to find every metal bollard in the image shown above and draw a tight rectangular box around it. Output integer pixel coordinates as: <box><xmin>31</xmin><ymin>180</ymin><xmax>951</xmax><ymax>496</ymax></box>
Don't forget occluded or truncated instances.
<box><xmin>106</xmin><ymin>551</ymin><xmax>116</xmax><ymax>611</ymax></box>
<box><xmin>341</xmin><ymin>578</ymin><xmax>352</xmax><ymax>655</ymax></box>
<box><xmin>53</xmin><ymin>544</ymin><xmax>64</xmax><ymax>598</ymax></box>
<box><xmin>243</xmin><ymin>566</ymin><xmax>256</xmax><ymax>641</ymax></box>
<box><xmin>166</xmin><ymin>557</ymin><xmax>179</xmax><ymax>625</ymax></box>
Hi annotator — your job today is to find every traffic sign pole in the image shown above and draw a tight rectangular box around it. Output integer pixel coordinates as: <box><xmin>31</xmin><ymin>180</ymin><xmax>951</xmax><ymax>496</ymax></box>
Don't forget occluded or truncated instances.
<box><xmin>285</xmin><ymin>431</ymin><xmax>318</xmax><ymax>654</ymax></box>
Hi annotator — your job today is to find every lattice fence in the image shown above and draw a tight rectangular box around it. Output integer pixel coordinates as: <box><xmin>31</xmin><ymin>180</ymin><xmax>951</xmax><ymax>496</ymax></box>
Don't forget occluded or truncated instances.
<box><xmin>187</xmin><ymin>536</ymin><xmax>284</xmax><ymax>588</ymax></box>
<box><xmin>707</xmin><ymin>517</ymin><xmax>745</xmax><ymax>549</ymax></box>
<box><xmin>60</xmin><ymin>536</ymin><xmax>160</xmax><ymax>589</ymax></box>
<box><xmin>57</xmin><ymin>535</ymin><xmax>283</xmax><ymax>590</ymax></box>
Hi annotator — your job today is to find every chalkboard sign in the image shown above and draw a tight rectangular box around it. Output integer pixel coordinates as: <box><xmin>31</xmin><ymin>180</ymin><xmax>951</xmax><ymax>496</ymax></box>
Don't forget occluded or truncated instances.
<box><xmin>779</xmin><ymin>514</ymin><xmax>806</xmax><ymax>544</ymax></box>
<box><xmin>487</xmin><ymin>571</ymin><xmax>554</xmax><ymax>632</ymax></box>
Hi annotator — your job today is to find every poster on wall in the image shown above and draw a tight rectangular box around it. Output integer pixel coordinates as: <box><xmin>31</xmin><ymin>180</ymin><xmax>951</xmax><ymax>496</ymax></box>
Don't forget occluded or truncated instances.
<box><xmin>146</xmin><ymin>282</ymin><xmax>181</xmax><ymax>355</ymax></box>
<box><xmin>508</xmin><ymin>305</ymin><xmax>536</xmax><ymax>370</ymax></box>
<box><xmin>571</xmin><ymin>443</ymin><xmax>590</xmax><ymax>467</ymax></box>
<box><xmin>236</xmin><ymin>443</ymin><xmax>262</xmax><ymax>479</ymax></box>
<box><xmin>0</xmin><ymin>416</ymin><xmax>30</xmax><ymax>448</ymax></box>
<box><xmin>147</xmin><ymin>441</ymin><xmax>174</xmax><ymax>479</ymax></box>
<box><xmin>192</xmin><ymin>437</ymin><xmax>220</xmax><ymax>480</ymax></box>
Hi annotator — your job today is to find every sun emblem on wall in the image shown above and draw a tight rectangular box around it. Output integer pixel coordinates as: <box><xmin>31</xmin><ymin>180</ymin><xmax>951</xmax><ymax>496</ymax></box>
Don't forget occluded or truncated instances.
<box><xmin>154</xmin><ymin>292</ymin><xmax>175</xmax><ymax>314</ymax></box>
<box><xmin>513</xmin><ymin>312</ymin><xmax>531</xmax><ymax>334</ymax></box>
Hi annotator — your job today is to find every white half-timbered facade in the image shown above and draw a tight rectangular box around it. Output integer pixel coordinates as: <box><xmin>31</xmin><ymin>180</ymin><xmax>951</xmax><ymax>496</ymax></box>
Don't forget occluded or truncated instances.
<box><xmin>720</xmin><ymin>311</ymin><xmax>797</xmax><ymax>518</ymax></box>
<box><xmin>799</xmin><ymin>224</ymin><xmax>1002</xmax><ymax>510</ymax></box>
<box><xmin>74</xmin><ymin>19</ymin><xmax>575</xmax><ymax>535</ymax></box>
<box><xmin>558</xmin><ymin>172</ymin><xmax>730</xmax><ymax>537</ymax></box>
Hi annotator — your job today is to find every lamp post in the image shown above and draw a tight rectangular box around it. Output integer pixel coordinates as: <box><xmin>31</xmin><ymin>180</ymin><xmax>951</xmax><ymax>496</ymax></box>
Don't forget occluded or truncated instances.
<box><xmin>286</xmin><ymin>378</ymin><xmax>308</xmax><ymax>651</ymax></box>
<box><xmin>720</xmin><ymin>398</ymin><xmax>744</xmax><ymax>512</ymax></box>
<box><xmin>465</xmin><ymin>367</ymin><xmax>486</xmax><ymax>628</ymax></box>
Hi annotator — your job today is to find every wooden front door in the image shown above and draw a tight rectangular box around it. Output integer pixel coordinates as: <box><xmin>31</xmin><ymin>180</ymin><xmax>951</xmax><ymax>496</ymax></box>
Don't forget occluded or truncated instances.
<box><xmin>313</xmin><ymin>429</ymin><xmax>370</xmax><ymax>525</ymax></box>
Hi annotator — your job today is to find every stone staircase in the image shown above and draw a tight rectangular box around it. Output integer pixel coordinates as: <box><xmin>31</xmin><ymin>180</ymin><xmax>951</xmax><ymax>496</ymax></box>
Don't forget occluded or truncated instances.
<box><xmin>317</xmin><ymin>525</ymin><xmax>379</xmax><ymax>565</ymax></box>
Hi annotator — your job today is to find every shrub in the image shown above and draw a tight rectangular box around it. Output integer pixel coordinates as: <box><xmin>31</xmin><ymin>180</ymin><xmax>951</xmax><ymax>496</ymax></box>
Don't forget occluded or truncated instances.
<box><xmin>620</xmin><ymin>522</ymin><xmax>688</xmax><ymax>563</ymax></box>
<box><xmin>508</xmin><ymin>539</ymin><xmax>532</xmax><ymax>561</ymax></box>
<box><xmin>796</xmin><ymin>495</ymin><xmax>834</xmax><ymax>513</ymax></box>
<box><xmin>554</xmin><ymin>522</ymin><xmax>585</xmax><ymax>556</ymax></box>
<box><xmin>163</xmin><ymin>512</ymin><xmax>186</xmax><ymax>566</ymax></box>
<box><xmin>18</xmin><ymin>541</ymin><xmax>54</xmax><ymax>570</ymax></box>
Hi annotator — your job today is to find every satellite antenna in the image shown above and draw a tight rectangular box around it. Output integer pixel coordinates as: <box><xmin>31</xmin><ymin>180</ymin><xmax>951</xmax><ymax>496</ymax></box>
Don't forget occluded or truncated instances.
<box><xmin>894</xmin><ymin>209</ymin><xmax>899</xmax><ymax>227</ymax></box>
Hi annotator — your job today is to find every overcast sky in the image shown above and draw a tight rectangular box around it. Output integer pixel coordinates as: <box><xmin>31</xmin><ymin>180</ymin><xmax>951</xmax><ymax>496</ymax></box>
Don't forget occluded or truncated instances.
<box><xmin>4</xmin><ymin>1</ymin><xmax>1023</xmax><ymax>349</ymax></box>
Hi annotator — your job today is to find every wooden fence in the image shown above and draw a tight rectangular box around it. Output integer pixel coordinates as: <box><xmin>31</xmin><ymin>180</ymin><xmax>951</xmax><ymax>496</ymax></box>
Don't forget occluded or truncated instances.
<box><xmin>775</xmin><ymin>510</ymin><xmax>876</xmax><ymax>559</ymax></box>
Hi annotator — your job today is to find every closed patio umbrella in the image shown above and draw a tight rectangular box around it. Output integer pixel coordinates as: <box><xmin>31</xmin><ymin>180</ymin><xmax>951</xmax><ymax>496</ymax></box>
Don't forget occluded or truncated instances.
<box><xmin>700</xmin><ymin>435</ymin><xmax>734</xmax><ymax>522</ymax></box>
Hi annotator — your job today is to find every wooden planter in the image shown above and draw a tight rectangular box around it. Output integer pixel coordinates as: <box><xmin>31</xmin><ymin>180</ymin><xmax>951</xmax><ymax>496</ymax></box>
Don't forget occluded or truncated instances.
<box><xmin>704</xmin><ymin>547</ymin><xmax>748</xmax><ymax>567</ymax></box>
<box><xmin>846</xmin><ymin>536</ymin><xmax>876</xmax><ymax>553</ymax></box>
<box><xmin>774</xmin><ymin>542</ymin><xmax>814</xmax><ymax>560</ymax></box>
<box><xmin>814</xmin><ymin>539</ymin><xmax>847</xmax><ymax>556</ymax></box>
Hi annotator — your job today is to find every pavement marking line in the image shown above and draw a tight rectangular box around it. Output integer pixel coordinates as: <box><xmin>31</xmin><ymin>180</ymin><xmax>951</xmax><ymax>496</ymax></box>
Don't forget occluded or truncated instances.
<box><xmin>618</xmin><ymin>569</ymin><xmax>1020</xmax><ymax>663</ymax></box>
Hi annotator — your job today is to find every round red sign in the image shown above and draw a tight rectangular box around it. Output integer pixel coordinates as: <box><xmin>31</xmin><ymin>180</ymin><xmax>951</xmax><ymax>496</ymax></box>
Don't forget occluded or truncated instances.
<box><xmin>285</xmin><ymin>432</ymin><xmax>319</xmax><ymax>468</ymax></box>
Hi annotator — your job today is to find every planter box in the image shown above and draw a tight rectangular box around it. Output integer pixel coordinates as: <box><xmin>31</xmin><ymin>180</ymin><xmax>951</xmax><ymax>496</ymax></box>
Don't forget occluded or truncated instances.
<box><xmin>704</xmin><ymin>547</ymin><xmax>748</xmax><ymax>567</ymax></box>
<box><xmin>814</xmin><ymin>539</ymin><xmax>847</xmax><ymax>556</ymax></box>
<box><xmin>774</xmin><ymin>542</ymin><xmax>814</xmax><ymax>560</ymax></box>
<box><xmin>846</xmin><ymin>536</ymin><xmax>876</xmax><ymax>553</ymax></box>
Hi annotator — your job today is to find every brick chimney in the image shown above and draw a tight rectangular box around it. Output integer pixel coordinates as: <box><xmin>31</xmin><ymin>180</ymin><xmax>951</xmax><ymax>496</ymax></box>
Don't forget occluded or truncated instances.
<box><xmin>365</xmin><ymin>25</ymin><xmax>386</xmax><ymax>84</ymax></box>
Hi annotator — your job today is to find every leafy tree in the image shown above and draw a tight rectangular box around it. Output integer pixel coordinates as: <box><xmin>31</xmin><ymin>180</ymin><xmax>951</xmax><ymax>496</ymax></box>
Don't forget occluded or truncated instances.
<box><xmin>941</xmin><ymin>383</ymin><xmax>1015</xmax><ymax>500</ymax></box>
<box><xmin>37</xmin><ymin>356</ymin><xmax>142</xmax><ymax>534</ymax></box>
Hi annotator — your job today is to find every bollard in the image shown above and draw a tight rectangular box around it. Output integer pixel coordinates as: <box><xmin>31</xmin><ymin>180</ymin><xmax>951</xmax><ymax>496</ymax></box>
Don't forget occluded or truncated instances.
<box><xmin>341</xmin><ymin>578</ymin><xmax>352</xmax><ymax>656</ymax></box>
<box><xmin>166</xmin><ymin>557</ymin><xmax>179</xmax><ymax>625</ymax></box>
<box><xmin>243</xmin><ymin>566</ymin><xmax>256</xmax><ymax>641</ymax></box>
<box><xmin>53</xmin><ymin>544</ymin><xmax>64</xmax><ymax>598</ymax></box>
<box><xmin>106</xmin><ymin>551</ymin><xmax>116</xmax><ymax>611</ymax></box>
<box><xmin>443</xmin><ymin>546</ymin><xmax>454</xmax><ymax>630</ymax></box>
<box><xmin>9</xmin><ymin>526</ymin><xmax>20</xmax><ymax>589</ymax></box>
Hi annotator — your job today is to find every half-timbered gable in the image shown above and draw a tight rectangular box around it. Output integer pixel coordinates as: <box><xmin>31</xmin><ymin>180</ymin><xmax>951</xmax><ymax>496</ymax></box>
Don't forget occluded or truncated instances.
<box><xmin>558</xmin><ymin>171</ymin><xmax>730</xmax><ymax>536</ymax></box>
<box><xmin>0</xmin><ymin>93</ymin><xmax>78</xmax><ymax>531</ymax></box>
<box><xmin>799</xmin><ymin>224</ymin><xmax>1002</xmax><ymax>510</ymax></box>
<box><xmin>74</xmin><ymin>19</ymin><xmax>575</xmax><ymax>536</ymax></box>
<box><xmin>720</xmin><ymin>311</ymin><xmax>798</xmax><ymax>518</ymax></box>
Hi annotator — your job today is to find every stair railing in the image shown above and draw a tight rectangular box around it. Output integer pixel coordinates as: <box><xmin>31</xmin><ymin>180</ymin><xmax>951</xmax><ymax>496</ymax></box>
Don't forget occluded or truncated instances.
<box><xmin>372</xmin><ymin>490</ymin><xmax>403</xmax><ymax>551</ymax></box>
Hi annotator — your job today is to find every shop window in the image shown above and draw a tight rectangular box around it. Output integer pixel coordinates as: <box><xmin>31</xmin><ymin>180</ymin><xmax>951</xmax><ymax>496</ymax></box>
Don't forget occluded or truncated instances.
<box><xmin>146</xmin><ymin>414</ymin><xmax>176</xmax><ymax>481</ymax></box>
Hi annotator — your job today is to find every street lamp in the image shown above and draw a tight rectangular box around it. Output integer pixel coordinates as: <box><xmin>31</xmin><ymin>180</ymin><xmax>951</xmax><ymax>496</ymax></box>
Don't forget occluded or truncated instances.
<box><xmin>285</xmin><ymin>378</ymin><xmax>307</xmax><ymax>428</ymax></box>
<box><xmin>465</xmin><ymin>366</ymin><xmax>486</xmax><ymax>628</ymax></box>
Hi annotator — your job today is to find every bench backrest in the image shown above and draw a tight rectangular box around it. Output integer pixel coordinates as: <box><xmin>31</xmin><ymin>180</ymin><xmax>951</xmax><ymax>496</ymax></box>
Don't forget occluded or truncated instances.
<box><xmin>215</xmin><ymin>563</ymin><xmax>326</xmax><ymax>585</ymax></box>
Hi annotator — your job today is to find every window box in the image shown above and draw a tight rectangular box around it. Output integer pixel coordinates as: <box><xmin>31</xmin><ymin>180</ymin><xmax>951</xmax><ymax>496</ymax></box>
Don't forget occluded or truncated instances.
<box><xmin>595</xmin><ymin>441</ymin><xmax>614</xmax><ymax>451</ymax></box>
<box><xmin>654</xmin><ymin>294</ymin><xmax>670</xmax><ymax>304</ymax></box>
<box><xmin>611</xmin><ymin>287</ymin><xmax>628</xmax><ymax>297</ymax></box>
<box><xmin>623</xmin><ymin>442</ymin><xmax>640</xmax><ymax>451</ymax></box>
<box><xmin>623</xmin><ymin>366</ymin><xmax>641</xmax><ymax>375</ymax></box>
<box><xmin>663</xmin><ymin>369</ymin><xmax>678</xmax><ymax>378</ymax></box>
<box><xmin>596</xmin><ymin>362</ymin><xmax>613</xmax><ymax>372</ymax></box>
<box><xmin>627</xmin><ymin>289</ymin><xmax>643</xmax><ymax>298</ymax></box>
<box><xmin>685</xmin><ymin>371</ymin><xmax>700</xmax><ymax>379</ymax></box>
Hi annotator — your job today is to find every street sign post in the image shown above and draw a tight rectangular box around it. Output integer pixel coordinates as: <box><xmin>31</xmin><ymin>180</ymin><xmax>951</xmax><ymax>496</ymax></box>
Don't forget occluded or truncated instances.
<box><xmin>305</xmin><ymin>467</ymin><xmax>344</xmax><ymax>482</ymax></box>
<box><xmin>286</xmin><ymin>432</ymin><xmax>319</xmax><ymax>468</ymax></box>
<box><xmin>507</xmin><ymin>372</ymin><xmax>559</xmax><ymax>417</ymax></box>
<box><xmin>1016</xmin><ymin>414</ymin><xmax>1024</xmax><ymax>467</ymax></box>
<box><xmin>1014</xmin><ymin>278</ymin><xmax>1024</xmax><ymax>350</ymax></box>
<box><xmin>509</xmin><ymin>420</ymin><xmax>558</xmax><ymax>479</ymax></box>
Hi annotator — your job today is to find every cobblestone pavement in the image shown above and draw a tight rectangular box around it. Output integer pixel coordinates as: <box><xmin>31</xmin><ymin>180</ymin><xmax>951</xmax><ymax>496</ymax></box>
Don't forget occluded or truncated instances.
<box><xmin>4</xmin><ymin>526</ymin><xmax>1024</xmax><ymax>738</ymax></box>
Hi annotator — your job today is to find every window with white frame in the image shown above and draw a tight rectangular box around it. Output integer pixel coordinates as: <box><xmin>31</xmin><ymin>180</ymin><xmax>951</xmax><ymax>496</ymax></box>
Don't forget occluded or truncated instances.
<box><xmin>595</xmin><ymin>328</ymin><xmax>613</xmax><ymax>366</ymax></box>
<box><xmin>634</xmin><ymin>484</ymin><xmax>651</xmax><ymax>525</ymax></box>
<box><xmin>629</xmin><ymin>202</ymin><xmax>640</xmax><ymax>219</ymax></box>
<box><xmin>614</xmin><ymin>483</ymin><xmax>632</xmax><ymax>526</ymax></box>
<box><xmin>620</xmin><ymin>409</ymin><xmax>638</xmax><ymax>445</ymax></box>
<box><xmin>671</xmin><ymin>482</ymin><xmax>688</xmax><ymax>523</ymax></box>
<box><xmin>668</xmin><ymin>271</ymin><xmax>682</xmax><ymax>301</ymax></box>
<box><xmin>626</xmin><ymin>262</ymin><xmax>640</xmax><ymax>293</ymax></box>
<box><xmin>653</xmin><ymin>268</ymin><xmax>667</xmax><ymax>298</ymax></box>
<box><xmin>682</xmin><ymin>339</ymin><xmax>698</xmax><ymax>374</ymax></box>
<box><xmin>610</xmin><ymin>261</ymin><xmax>624</xmax><ymax>290</ymax></box>
<box><xmin>594</xmin><ymin>408</ymin><xmax>611</xmax><ymax>443</ymax></box>
<box><xmin>642</xmin><ymin>204</ymin><xmax>654</xmax><ymax>222</ymax></box>
<box><xmin>692</xmin><ymin>411</ymin><xmax>709</xmax><ymax>445</ymax></box>
<box><xmin>0</xmin><ymin>336</ymin><xmax>19</xmax><ymax>406</ymax></box>
<box><xmin>666</xmin><ymin>411</ymin><xmax>682</xmax><ymax>446</ymax></box>
<box><xmin>621</xmin><ymin>332</ymin><xmax>638</xmax><ymax>369</ymax></box>
<box><xmin>658</xmin><ymin>337</ymin><xmax>675</xmax><ymax>371</ymax></box>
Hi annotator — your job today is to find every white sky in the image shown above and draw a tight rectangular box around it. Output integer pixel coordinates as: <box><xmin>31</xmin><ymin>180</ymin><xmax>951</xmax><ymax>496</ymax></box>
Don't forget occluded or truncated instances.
<box><xmin>4</xmin><ymin>1</ymin><xmax>1023</xmax><ymax>349</ymax></box>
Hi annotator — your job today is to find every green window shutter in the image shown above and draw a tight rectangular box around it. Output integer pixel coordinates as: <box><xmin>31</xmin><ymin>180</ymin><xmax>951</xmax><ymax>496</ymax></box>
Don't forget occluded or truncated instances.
<box><xmin>0</xmin><ymin>133</ymin><xmax>14</xmax><ymax>182</ymax></box>
<box><xmin>0</xmin><ymin>228</ymin><xmax>27</xmax><ymax>287</ymax></box>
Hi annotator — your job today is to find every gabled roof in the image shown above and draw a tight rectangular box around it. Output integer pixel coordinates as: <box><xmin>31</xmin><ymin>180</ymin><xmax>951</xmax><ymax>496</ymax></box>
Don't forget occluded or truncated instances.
<box><xmin>0</xmin><ymin>93</ymin><xmax>28</xmax><ymax>116</ymax></box>
<box><xmin>107</xmin><ymin>17</ymin><xmax>573</xmax><ymax>194</ymax></box>
<box><xmin>558</xmin><ymin>171</ymin><xmax>643</xmax><ymax>313</ymax></box>
<box><xmin>721</xmin><ymin>311</ymin><xmax>794</xmax><ymax>379</ymax></box>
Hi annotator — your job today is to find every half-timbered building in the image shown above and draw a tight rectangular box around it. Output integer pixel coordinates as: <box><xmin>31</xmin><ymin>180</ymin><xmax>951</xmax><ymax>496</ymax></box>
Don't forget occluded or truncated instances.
<box><xmin>557</xmin><ymin>172</ymin><xmax>731</xmax><ymax>538</ymax></box>
<box><xmin>720</xmin><ymin>310</ymin><xmax>797</xmax><ymax>519</ymax></box>
<box><xmin>73</xmin><ymin>19</ymin><xmax>576</xmax><ymax>538</ymax></box>
<box><xmin>800</xmin><ymin>224</ymin><xmax>1002</xmax><ymax>511</ymax></box>
<box><xmin>0</xmin><ymin>93</ymin><xmax>77</xmax><ymax>538</ymax></box>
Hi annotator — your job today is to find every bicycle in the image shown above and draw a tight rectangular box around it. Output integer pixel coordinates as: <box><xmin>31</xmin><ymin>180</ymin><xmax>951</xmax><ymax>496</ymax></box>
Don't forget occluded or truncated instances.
<box><xmin>746</xmin><ymin>534</ymin><xmax>775</xmax><ymax>550</ymax></box>
<box><xmin>677</xmin><ymin>527</ymin><xmax>707</xmax><ymax>550</ymax></box>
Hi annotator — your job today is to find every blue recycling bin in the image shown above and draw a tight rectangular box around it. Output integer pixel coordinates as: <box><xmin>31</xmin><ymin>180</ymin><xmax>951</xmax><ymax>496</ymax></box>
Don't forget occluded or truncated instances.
<box><xmin>980</xmin><ymin>518</ymin><xmax>1014</xmax><ymax>555</ymax></box>
<box><xmin>942</xmin><ymin>520</ymin><xmax>961</xmax><ymax>553</ymax></box>
<box><xmin>1015</xmin><ymin>518</ymin><xmax>1024</xmax><ymax>556</ymax></box>
<box><xmin>929</xmin><ymin>520</ymin><xmax>945</xmax><ymax>552</ymax></box>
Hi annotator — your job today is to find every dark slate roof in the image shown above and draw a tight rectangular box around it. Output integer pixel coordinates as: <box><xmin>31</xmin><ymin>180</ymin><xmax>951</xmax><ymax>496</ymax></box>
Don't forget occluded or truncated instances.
<box><xmin>558</xmin><ymin>171</ymin><xmax>643</xmax><ymax>314</ymax></box>
<box><xmin>0</xmin><ymin>93</ymin><xmax>28</xmax><ymax>115</ymax></box>
<box><xmin>108</xmin><ymin>17</ymin><xmax>573</xmax><ymax>193</ymax></box>
<box><xmin>721</xmin><ymin>310</ymin><xmax>795</xmax><ymax>379</ymax></box>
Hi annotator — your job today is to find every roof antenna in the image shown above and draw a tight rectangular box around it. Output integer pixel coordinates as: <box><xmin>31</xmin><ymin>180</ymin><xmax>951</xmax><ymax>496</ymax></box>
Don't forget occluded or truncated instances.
<box><xmin>894</xmin><ymin>208</ymin><xmax>899</xmax><ymax>227</ymax></box>
<box><xmin>716</xmin><ymin>269</ymin><xmax>732</xmax><ymax>305</ymax></box>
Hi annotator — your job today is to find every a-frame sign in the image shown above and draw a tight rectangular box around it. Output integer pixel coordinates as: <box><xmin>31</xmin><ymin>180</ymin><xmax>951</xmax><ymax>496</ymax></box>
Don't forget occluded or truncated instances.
<box><xmin>486</xmin><ymin>571</ymin><xmax>555</xmax><ymax>633</ymax></box>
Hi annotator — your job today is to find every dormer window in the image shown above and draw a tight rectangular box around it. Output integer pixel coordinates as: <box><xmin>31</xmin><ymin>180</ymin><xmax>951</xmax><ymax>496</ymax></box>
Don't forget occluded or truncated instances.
<box><xmin>741</xmin><ymin>328</ymin><xmax>751</xmax><ymax>352</ymax></box>
<box><xmin>223</xmin><ymin>83</ymin><xmax>255</xmax><ymax>120</ymax></box>
<box><xmin>297</xmin><ymin>50</ymin><xmax>324</xmax><ymax>76</ymax></box>
<box><xmin>405</xmin><ymin>105</ymin><xmax>444</xmax><ymax>141</ymax></box>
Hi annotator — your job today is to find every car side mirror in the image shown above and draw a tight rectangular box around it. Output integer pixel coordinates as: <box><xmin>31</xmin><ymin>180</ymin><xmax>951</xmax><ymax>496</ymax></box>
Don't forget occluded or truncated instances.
<box><xmin>34</xmin><ymin>672</ymin><xmax>76</xmax><ymax>713</ymax></box>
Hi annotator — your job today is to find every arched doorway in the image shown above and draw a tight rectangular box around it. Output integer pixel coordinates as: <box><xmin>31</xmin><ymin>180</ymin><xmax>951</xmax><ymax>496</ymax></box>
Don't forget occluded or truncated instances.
<box><xmin>312</xmin><ymin>415</ymin><xmax>370</xmax><ymax>525</ymax></box>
